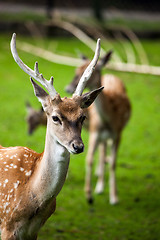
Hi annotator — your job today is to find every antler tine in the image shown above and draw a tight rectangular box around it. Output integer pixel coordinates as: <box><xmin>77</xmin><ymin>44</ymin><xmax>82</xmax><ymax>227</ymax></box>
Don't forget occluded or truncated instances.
<box><xmin>73</xmin><ymin>38</ymin><xmax>101</xmax><ymax>96</ymax></box>
<box><xmin>10</xmin><ymin>33</ymin><xmax>57</xmax><ymax>99</ymax></box>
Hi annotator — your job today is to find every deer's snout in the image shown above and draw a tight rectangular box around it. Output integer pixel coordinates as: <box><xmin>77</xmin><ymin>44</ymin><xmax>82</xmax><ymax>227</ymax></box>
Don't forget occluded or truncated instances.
<box><xmin>65</xmin><ymin>84</ymin><xmax>74</xmax><ymax>94</ymax></box>
<box><xmin>28</xmin><ymin>126</ymin><xmax>33</xmax><ymax>135</ymax></box>
<box><xmin>71</xmin><ymin>140</ymin><xmax>84</xmax><ymax>154</ymax></box>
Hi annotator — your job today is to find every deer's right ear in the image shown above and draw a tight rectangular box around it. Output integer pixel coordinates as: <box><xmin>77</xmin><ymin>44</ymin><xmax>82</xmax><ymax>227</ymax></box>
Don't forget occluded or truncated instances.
<box><xmin>30</xmin><ymin>78</ymin><xmax>50</xmax><ymax>112</ymax></box>
<box><xmin>80</xmin><ymin>86</ymin><xmax>104</xmax><ymax>109</ymax></box>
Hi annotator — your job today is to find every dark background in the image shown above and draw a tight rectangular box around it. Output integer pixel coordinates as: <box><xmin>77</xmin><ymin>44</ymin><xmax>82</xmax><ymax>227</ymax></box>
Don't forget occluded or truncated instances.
<box><xmin>1</xmin><ymin>0</ymin><xmax>160</xmax><ymax>12</ymax></box>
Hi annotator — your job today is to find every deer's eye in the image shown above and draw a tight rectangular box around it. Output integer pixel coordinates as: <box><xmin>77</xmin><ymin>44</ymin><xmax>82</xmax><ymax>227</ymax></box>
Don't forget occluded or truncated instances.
<box><xmin>52</xmin><ymin>116</ymin><xmax>61</xmax><ymax>124</ymax></box>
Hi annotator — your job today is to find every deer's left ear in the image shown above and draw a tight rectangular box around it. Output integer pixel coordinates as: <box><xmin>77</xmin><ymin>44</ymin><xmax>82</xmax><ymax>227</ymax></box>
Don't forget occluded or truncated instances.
<box><xmin>30</xmin><ymin>78</ymin><xmax>51</xmax><ymax>112</ymax></box>
<box><xmin>80</xmin><ymin>86</ymin><xmax>104</xmax><ymax>109</ymax></box>
<box><xmin>97</xmin><ymin>50</ymin><xmax>112</xmax><ymax>69</ymax></box>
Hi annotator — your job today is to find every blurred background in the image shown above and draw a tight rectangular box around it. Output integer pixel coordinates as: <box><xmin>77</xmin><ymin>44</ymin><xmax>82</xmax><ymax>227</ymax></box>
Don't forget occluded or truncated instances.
<box><xmin>0</xmin><ymin>1</ymin><xmax>160</xmax><ymax>240</ymax></box>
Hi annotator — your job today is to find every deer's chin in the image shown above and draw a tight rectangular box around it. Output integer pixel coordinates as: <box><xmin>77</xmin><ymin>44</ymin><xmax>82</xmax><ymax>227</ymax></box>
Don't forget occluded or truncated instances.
<box><xmin>55</xmin><ymin>138</ymin><xmax>84</xmax><ymax>155</ymax></box>
<box><xmin>63</xmin><ymin>146</ymin><xmax>76</xmax><ymax>155</ymax></box>
<box><xmin>68</xmin><ymin>149</ymin><xmax>79</xmax><ymax>155</ymax></box>
<box><xmin>54</xmin><ymin>139</ymin><xmax>75</xmax><ymax>154</ymax></box>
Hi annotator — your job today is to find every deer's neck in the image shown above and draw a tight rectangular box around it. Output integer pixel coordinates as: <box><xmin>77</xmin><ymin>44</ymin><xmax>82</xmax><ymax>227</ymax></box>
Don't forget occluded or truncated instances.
<box><xmin>31</xmin><ymin>124</ymin><xmax>70</xmax><ymax>203</ymax></box>
<box><xmin>90</xmin><ymin>77</ymin><xmax>109</xmax><ymax>123</ymax></box>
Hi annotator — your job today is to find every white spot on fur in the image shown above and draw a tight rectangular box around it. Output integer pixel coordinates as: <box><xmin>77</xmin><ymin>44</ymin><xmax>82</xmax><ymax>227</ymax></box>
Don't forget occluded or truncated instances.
<box><xmin>6</xmin><ymin>208</ymin><xmax>11</xmax><ymax>214</ymax></box>
<box><xmin>20</xmin><ymin>167</ymin><xmax>24</xmax><ymax>172</ymax></box>
<box><xmin>13</xmin><ymin>181</ymin><xmax>20</xmax><ymax>189</ymax></box>
<box><xmin>4</xmin><ymin>202</ymin><xmax>10</xmax><ymax>209</ymax></box>
<box><xmin>25</xmin><ymin>170</ymin><xmax>32</xmax><ymax>176</ymax></box>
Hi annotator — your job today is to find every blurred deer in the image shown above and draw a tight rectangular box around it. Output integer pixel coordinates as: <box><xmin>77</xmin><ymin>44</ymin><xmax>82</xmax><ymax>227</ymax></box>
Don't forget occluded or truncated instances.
<box><xmin>66</xmin><ymin>51</ymin><xmax>131</xmax><ymax>204</ymax></box>
<box><xmin>0</xmin><ymin>34</ymin><xmax>102</xmax><ymax>240</ymax></box>
<box><xmin>26</xmin><ymin>102</ymin><xmax>47</xmax><ymax>135</ymax></box>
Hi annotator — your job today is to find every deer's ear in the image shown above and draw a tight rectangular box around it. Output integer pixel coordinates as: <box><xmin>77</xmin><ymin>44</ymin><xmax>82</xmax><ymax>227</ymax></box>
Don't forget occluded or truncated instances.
<box><xmin>97</xmin><ymin>50</ymin><xmax>112</xmax><ymax>69</ymax></box>
<box><xmin>30</xmin><ymin>78</ymin><xmax>50</xmax><ymax>112</ymax></box>
<box><xmin>80</xmin><ymin>86</ymin><xmax>104</xmax><ymax>109</ymax></box>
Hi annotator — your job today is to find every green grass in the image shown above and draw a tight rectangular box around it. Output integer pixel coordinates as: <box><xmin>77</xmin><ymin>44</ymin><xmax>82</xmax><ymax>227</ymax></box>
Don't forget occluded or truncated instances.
<box><xmin>0</xmin><ymin>34</ymin><xmax>160</xmax><ymax>240</ymax></box>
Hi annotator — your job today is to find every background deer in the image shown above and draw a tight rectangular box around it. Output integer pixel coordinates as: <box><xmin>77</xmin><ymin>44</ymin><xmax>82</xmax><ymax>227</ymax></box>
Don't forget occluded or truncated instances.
<box><xmin>66</xmin><ymin>51</ymin><xmax>131</xmax><ymax>205</ymax></box>
<box><xmin>0</xmin><ymin>34</ymin><xmax>102</xmax><ymax>240</ymax></box>
<box><xmin>26</xmin><ymin>102</ymin><xmax>47</xmax><ymax>135</ymax></box>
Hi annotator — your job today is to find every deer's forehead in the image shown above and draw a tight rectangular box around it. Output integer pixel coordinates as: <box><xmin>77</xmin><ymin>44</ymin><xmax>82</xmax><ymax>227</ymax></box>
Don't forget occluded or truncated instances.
<box><xmin>53</xmin><ymin>98</ymin><xmax>83</xmax><ymax>119</ymax></box>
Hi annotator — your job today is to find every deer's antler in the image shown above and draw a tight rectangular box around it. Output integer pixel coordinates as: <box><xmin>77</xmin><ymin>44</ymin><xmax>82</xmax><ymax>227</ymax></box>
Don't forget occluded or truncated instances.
<box><xmin>10</xmin><ymin>33</ymin><xmax>57</xmax><ymax>99</ymax></box>
<box><xmin>73</xmin><ymin>38</ymin><xmax>101</xmax><ymax>96</ymax></box>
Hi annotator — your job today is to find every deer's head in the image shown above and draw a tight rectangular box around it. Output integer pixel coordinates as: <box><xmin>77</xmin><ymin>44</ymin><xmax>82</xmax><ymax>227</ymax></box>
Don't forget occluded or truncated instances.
<box><xmin>65</xmin><ymin>51</ymin><xmax>112</xmax><ymax>93</ymax></box>
<box><xmin>11</xmin><ymin>34</ymin><xmax>103</xmax><ymax>154</ymax></box>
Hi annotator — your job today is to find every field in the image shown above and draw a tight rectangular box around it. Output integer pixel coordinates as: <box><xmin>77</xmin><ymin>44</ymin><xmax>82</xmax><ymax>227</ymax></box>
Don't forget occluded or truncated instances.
<box><xmin>0</xmin><ymin>33</ymin><xmax>160</xmax><ymax>240</ymax></box>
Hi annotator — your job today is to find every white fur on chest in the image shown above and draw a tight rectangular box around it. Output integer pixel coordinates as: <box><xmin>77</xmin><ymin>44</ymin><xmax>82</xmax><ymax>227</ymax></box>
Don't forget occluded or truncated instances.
<box><xmin>32</xmin><ymin>141</ymin><xmax>70</xmax><ymax>202</ymax></box>
<box><xmin>48</xmin><ymin>143</ymin><xmax>70</xmax><ymax>198</ymax></box>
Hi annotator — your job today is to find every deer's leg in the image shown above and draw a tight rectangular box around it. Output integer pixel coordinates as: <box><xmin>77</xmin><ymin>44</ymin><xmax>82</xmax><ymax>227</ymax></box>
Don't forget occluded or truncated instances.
<box><xmin>109</xmin><ymin>136</ymin><xmax>120</xmax><ymax>205</ymax></box>
<box><xmin>95</xmin><ymin>142</ymin><xmax>106</xmax><ymax>194</ymax></box>
<box><xmin>85</xmin><ymin>131</ymin><xmax>98</xmax><ymax>204</ymax></box>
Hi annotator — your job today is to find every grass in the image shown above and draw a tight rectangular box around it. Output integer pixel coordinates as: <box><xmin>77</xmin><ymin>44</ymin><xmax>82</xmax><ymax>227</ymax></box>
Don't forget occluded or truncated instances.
<box><xmin>0</xmin><ymin>33</ymin><xmax>160</xmax><ymax>240</ymax></box>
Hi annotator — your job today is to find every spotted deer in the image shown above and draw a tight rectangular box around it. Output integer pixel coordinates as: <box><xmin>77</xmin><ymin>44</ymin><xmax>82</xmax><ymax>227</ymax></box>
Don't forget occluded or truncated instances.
<box><xmin>66</xmin><ymin>51</ymin><xmax>131</xmax><ymax>204</ymax></box>
<box><xmin>0</xmin><ymin>34</ymin><xmax>103</xmax><ymax>240</ymax></box>
<box><xmin>26</xmin><ymin>102</ymin><xmax>47</xmax><ymax>135</ymax></box>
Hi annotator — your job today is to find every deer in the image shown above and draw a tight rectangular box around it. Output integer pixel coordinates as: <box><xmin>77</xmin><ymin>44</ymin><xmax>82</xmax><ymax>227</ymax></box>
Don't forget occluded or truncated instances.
<box><xmin>25</xmin><ymin>102</ymin><xmax>47</xmax><ymax>135</ymax></box>
<box><xmin>0</xmin><ymin>33</ymin><xmax>103</xmax><ymax>240</ymax></box>
<box><xmin>65</xmin><ymin>51</ymin><xmax>131</xmax><ymax>205</ymax></box>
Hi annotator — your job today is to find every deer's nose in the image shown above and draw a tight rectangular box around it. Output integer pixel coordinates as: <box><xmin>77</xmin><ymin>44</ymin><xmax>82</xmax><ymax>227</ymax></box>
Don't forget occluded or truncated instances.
<box><xmin>72</xmin><ymin>142</ymin><xmax>84</xmax><ymax>154</ymax></box>
<box><xmin>65</xmin><ymin>85</ymin><xmax>74</xmax><ymax>94</ymax></box>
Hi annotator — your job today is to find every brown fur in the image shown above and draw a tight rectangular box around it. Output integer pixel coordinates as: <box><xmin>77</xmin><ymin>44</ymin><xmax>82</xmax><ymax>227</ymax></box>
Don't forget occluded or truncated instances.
<box><xmin>0</xmin><ymin>146</ymin><xmax>43</xmax><ymax>239</ymax></box>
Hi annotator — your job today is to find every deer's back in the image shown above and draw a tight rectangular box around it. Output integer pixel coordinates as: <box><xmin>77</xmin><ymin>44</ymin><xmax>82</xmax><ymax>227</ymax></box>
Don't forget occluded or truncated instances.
<box><xmin>88</xmin><ymin>74</ymin><xmax>131</xmax><ymax>134</ymax></box>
